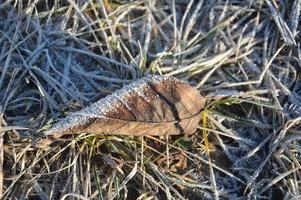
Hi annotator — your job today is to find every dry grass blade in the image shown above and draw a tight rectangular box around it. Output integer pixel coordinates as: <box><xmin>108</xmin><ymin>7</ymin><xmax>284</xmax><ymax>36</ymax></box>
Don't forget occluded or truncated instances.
<box><xmin>245</xmin><ymin>117</ymin><xmax>301</xmax><ymax>194</ymax></box>
<box><xmin>265</xmin><ymin>0</ymin><xmax>296</xmax><ymax>46</ymax></box>
<box><xmin>259</xmin><ymin>167</ymin><xmax>301</xmax><ymax>195</ymax></box>
<box><xmin>290</xmin><ymin>0</ymin><xmax>301</xmax><ymax>36</ymax></box>
<box><xmin>0</xmin><ymin>136</ymin><xmax>2</xmax><ymax>197</ymax></box>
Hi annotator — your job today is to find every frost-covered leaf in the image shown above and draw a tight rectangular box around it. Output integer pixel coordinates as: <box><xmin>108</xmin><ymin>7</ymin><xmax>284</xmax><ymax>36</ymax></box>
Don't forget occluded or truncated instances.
<box><xmin>40</xmin><ymin>75</ymin><xmax>205</xmax><ymax>146</ymax></box>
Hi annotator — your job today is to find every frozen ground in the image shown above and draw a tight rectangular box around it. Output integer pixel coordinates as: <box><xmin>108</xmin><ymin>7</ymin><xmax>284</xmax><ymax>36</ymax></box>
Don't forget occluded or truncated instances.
<box><xmin>0</xmin><ymin>0</ymin><xmax>301</xmax><ymax>199</ymax></box>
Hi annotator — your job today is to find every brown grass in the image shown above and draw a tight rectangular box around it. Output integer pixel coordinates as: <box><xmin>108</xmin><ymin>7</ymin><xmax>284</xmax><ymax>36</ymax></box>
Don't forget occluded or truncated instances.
<box><xmin>0</xmin><ymin>0</ymin><xmax>301</xmax><ymax>199</ymax></box>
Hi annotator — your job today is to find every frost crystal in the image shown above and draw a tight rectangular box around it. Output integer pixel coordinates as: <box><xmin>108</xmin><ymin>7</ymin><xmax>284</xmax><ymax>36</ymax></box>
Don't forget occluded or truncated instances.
<box><xmin>45</xmin><ymin>75</ymin><xmax>181</xmax><ymax>135</ymax></box>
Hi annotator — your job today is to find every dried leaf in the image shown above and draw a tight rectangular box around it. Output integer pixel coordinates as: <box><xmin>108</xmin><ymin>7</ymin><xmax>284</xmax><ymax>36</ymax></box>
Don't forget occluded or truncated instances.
<box><xmin>40</xmin><ymin>75</ymin><xmax>205</xmax><ymax>145</ymax></box>
<box><xmin>170</xmin><ymin>152</ymin><xmax>188</xmax><ymax>172</ymax></box>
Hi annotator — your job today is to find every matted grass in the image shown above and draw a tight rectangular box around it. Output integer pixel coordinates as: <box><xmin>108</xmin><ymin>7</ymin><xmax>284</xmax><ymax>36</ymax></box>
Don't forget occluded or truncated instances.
<box><xmin>0</xmin><ymin>0</ymin><xmax>301</xmax><ymax>199</ymax></box>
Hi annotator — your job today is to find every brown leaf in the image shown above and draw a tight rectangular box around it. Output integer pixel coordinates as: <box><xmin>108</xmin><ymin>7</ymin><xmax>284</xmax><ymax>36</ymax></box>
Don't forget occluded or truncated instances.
<box><xmin>42</xmin><ymin>75</ymin><xmax>205</xmax><ymax>143</ymax></box>
<box><xmin>171</xmin><ymin>153</ymin><xmax>188</xmax><ymax>172</ymax></box>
